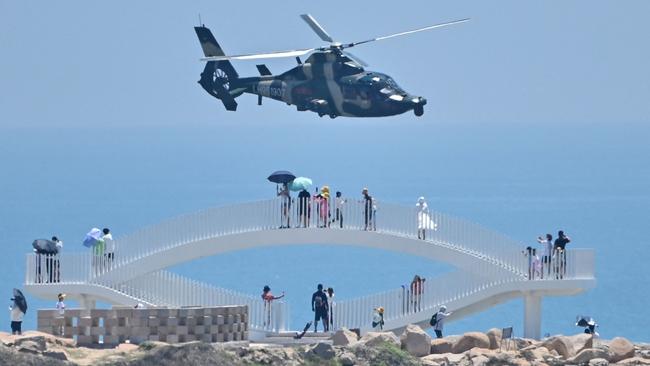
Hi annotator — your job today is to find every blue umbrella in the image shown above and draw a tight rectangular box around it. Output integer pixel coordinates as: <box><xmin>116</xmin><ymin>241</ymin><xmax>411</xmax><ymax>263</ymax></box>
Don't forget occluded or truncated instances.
<box><xmin>288</xmin><ymin>177</ymin><xmax>313</xmax><ymax>192</ymax></box>
<box><xmin>267</xmin><ymin>171</ymin><xmax>296</xmax><ymax>184</ymax></box>
<box><xmin>83</xmin><ymin>228</ymin><xmax>103</xmax><ymax>248</ymax></box>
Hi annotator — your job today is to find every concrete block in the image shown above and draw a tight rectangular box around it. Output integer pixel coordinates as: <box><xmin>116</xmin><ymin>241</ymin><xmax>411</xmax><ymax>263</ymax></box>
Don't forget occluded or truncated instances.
<box><xmin>178</xmin><ymin>308</ymin><xmax>190</xmax><ymax>317</ymax></box>
<box><xmin>37</xmin><ymin>310</ymin><xmax>55</xmax><ymax>319</ymax></box>
<box><xmin>115</xmin><ymin>309</ymin><xmax>133</xmax><ymax>318</ymax></box>
<box><xmin>234</xmin><ymin>314</ymin><xmax>241</xmax><ymax>323</ymax></box>
<box><xmin>242</xmin><ymin>331</ymin><xmax>248</xmax><ymax>340</ymax></box>
<box><xmin>90</xmin><ymin>327</ymin><xmax>106</xmax><ymax>336</ymax></box>
<box><xmin>176</xmin><ymin>326</ymin><xmax>188</xmax><ymax>335</ymax></box>
<box><xmin>214</xmin><ymin>333</ymin><xmax>224</xmax><ymax>342</ymax></box>
<box><xmin>191</xmin><ymin>325</ymin><xmax>205</xmax><ymax>335</ymax></box>
<box><xmin>104</xmin><ymin>318</ymin><xmax>118</xmax><ymax>327</ymax></box>
<box><xmin>148</xmin><ymin>317</ymin><xmax>160</xmax><ymax>327</ymax></box>
<box><xmin>148</xmin><ymin>335</ymin><xmax>160</xmax><ymax>342</ymax></box>
<box><xmin>184</xmin><ymin>334</ymin><xmax>197</xmax><ymax>342</ymax></box>
<box><xmin>78</xmin><ymin>317</ymin><xmax>93</xmax><ymax>327</ymax></box>
<box><xmin>37</xmin><ymin>326</ymin><xmax>53</xmax><ymax>334</ymax></box>
<box><xmin>209</xmin><ymin>325</ymin><xmax>220</xmax><ymax>334</ymax></box>
<box><xmin>158</xmin><ymin>326</ymin><xmax>169</xmax><ymax>336</ymax></box>
<box><xmin>233</xmin><ymin>332</ymin><xmax>241</xmax><ymax>341</ymax></box>
<box><xmin>166</xmin><ymin>334</ymin><xmax>179</xmax><ymax>343</ymax></box>
<box><xmin>216</xmin><ymin>315</ymin><xmax>224</xmax><ymax>325</ymax></box>
<box><xmin>226</xmin><ymin>315</ymin><xmax>234</xmax><ymax>325</ymax></box>
<box><xmin>103</xmin><ymin>335</ymin><xmax>119</xmax><ymax>345</ymax></box>
<box><xmin>186</xmin><ymin>317</ymin><xmax>197</xmax><ymax>327</ymax></box>
<box><xmin>132</xmin><ymin>327</ymin><xmax>149</xmax><ymax>337</ymax></box>
<box><xmin>166</xmin><ymin>317</ymin><xmax>178</xmax><ymax>326</ymax></box>
<box><xmin>129</xmin><ymin>336</ymin><xmax>147</xmax><ymax>345</ymax></box>
<box><xmin>64</xmin><ymin>326</ymin><xmax>76</xmax><ymax>336</ymax></box>
<box><xmin>199</xmin><ymin>334</ymin><xmax>212</xmax><ymax>343</ymax></box>
<box><xmin>76</xmin><ymin>335</ymin><xmax>93</xmax><ymax>345</ymax></box>
<box><xmin>210</xmin><ymin>307</ymin><xmax>226</xmax><ymax>316</ymax></box>
<box><xmin>38</xmin><ymin>318</ymin><xmax>53</xmax><ymax>327</ymax></box>
<box><xmin>223</xmin><ymin>333</ymin><xmax>232</xmax><ymax>342</ymax></box>
<box><xmin>90</xmin><ymin>309</ymin><xmax>109</xmax><ymax>318</ymax></box>
<box><xmin>148</xmin><ymin>327</ymin><xmax>158</xmax><ymax>336</ymax></box>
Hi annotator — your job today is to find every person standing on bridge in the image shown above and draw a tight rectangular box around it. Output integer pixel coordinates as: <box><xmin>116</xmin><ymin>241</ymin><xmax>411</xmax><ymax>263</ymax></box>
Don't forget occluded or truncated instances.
<box><xmin>416</xmin><ymin>197</ymin><xmax>429</xmax><ymax>240</ymax></box>
<box><xmin>537</xmin><ymin>234</ymin><xmax>553</xmax><ymax>278</ymax></box>
<box><xmin>333</xmin><ymin>191</ymin><xmax>346</xmax><ymax>228</ymax></box>
<box><xmin>311</xmin><ymin>284</ymin><xmax>329</xmax><ymax>332</ymax></box>
<box><xmin>261</xmin><ymin>285</ymin><xmax>284</xmax><ymax>328</ymax></box>
<box><xmin>432</xmin><ymin>305</ymin><xmax>452</xmax><ymax>338</ymax></box>
<box><xmin>102</xmin><ymin>228</ymin><xmax>114</xmax><ymax>267</ymax></box>
<box><xmin>298</xmin><ymin>189</ymin><xmax>311</xmax><ymax>228</ymax></box>
<box><xmin>554</xmin><ymin>230</ymin><xmax>571</xmax><ymax>279</ymax></box>
<box><xmin>362</xmin><ymin>188</ymin><xmax>373</xmax><ymax>231</ymax></box>
<box><xmin>277</xmin><ymin>183</ymin><xmax>291</xmax><ymax>228</ymax></box>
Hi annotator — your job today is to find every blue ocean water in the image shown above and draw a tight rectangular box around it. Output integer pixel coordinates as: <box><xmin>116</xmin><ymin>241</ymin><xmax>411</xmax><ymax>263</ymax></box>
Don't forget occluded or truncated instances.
<box><xmin>1</xmin><ymin>120</ymin><xmax>648</xmax><ymax>341</ymax></box>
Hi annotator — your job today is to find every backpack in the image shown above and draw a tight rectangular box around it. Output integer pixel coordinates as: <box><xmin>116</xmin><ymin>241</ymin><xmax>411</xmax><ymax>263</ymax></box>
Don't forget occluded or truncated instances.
<box><xmin>429</xmin><ymin>313</ymin><xmax>438</xmax><ymax>327</ymax></box>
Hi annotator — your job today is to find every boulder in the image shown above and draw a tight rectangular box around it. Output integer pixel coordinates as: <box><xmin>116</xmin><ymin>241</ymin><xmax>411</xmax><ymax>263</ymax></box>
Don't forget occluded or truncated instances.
<box><xmin>332</xmin><ymin>328</ymin><xmax>358</xmax><ymax>346</ymax></box>
<box><xmin>14</xmin><ymin>336</ymin><xmax>47</xmax><ymax>352</ymax></box>
<box><xmin>359</xmin><ymin>332</ymin><xmax>400</xmax><ymax>348</ymax></box>
<box><xmin>616</xmin><ymin>357</ymin><xmax>650</xmax><ymax>365</ymax></box>
<box><xmin>513</xmin><ymin>338</ymin><xmax>535</xmax><ymax>350</ymax></box>
<box><xmin>486</xmin><ymin>328</ymin><xmax>502</xmax><ymax>350</ymax></box>
<box><xmin>339</xmin><ymin>351</ymin><xmax>356</xmax><ymax>366</ymax></box>
<box><xmin>430</xmin><ymin>338</ymin><xmax>453</xmax><ymax>354</ymax></box>
<box><xmin>422</xmin><ymin>352</ymin><xmax>467</xmax><ymax>364</ymax></box>
<box><xmin>568</xmin><ymin>348</ymin><xmax>612</xmax><ymax>364</ymax></box>
<box><xmin>640</xmin><ymin>350</ymin><xmax>650</xmax><ymax>359</ymax></box>
<box><xmin>541</xmin><ymin>336</ymin><xmax>573</xmax><ymax>359</ymax></box>
<box><xmin>42</xmin><ymin>351</ymin><xmax>68</xmax><ymax>361</ymax></box>
<box><xmin>567</xmin><ymin>333</ymin><xmax>593</xmax><ymax>354</ymax></box>
<box><xmin>472</xmin><ymin>354</ymin><xmax>489</xmax><ymax>366</ymax></box>
<box><xmin>400</xmin><ymin>324</ymin><xmax>432</xmax><ymax>357</ymax></box>
<box><xmin>310</xmin><ymin>342</ymin><xmax>335</xmax><ymax>360</ymax></box>
<box><xmin>589</xmin><ymin>358</ymin><xmax>609</xmax><ymax>366</ymax></box>
<box><xmin>609</xmin><ymin>337</ymin><xmax>635</xmax><ymax>363</ymax></box>
<box><xmin>451</xmin><ymin>332</ymin><xmax>490</xmax><ymax>354</ymax></box>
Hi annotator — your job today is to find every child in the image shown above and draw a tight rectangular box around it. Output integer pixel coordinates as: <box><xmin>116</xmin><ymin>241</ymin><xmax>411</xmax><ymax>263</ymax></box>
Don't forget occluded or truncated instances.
<box><xmin>9</xmin><ymin>301</ymin><xmax>24</xmax><ymax>335</ymax></box>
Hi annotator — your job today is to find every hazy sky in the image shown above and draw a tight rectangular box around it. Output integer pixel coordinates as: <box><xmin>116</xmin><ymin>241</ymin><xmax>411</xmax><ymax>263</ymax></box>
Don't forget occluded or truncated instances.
<box><xmin>2</xmin><ymin>1</ymin><xmax>649</xmax><ymax>128</ymax></box>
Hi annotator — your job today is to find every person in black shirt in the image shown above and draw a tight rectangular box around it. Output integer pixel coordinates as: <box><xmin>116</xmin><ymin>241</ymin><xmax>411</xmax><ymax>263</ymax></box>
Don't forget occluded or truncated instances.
<box><xmin>298</xmin><ymin>189</ymin><xmax>311</xmax><ymax>228</ymax></box>
<box><xmin>311</xmin><ymin>284</ymin><xmax>329</xmax><ymax>332</ymax></box>
<box><xmin>362</xmin><ymin>188</ymin><xmax>373</xmax><ymax>231</ymax></box>
<box><xmin>553</xmin><ymin>230</ymin><xmax>571</xmax><ymax>279</ymax></box>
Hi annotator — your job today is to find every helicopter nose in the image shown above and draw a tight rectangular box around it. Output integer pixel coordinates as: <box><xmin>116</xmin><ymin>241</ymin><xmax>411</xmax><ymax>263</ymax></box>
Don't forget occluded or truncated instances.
<box><xmin>410</xmin><ymin>96</ymin><xmax>427</xmax><ymax>106</ymax></box>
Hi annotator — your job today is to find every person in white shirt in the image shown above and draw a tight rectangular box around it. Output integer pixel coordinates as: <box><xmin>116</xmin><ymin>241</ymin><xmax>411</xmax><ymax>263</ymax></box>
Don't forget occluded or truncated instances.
<box><xmin>537</xmin><ymin>234</ymin><xmax>553</xmax><ymax>278</ymax></box>
<box><xmin>55</xmin><ymin>293</ymin><xmax>66</xmax><ymax>335</ymax></box>
<box><xmin>416</xmin><ymin>197</ymin><xmax>429</xmax><ymax>240</ymax></box>
<box><xmin>433</xmin><ymin>305</ymin><xmax>452</xmax><ymax>338</ymax></box>
<box><xmin>9</xmin><ymin>302</ymin><xmax>24</xmax><ymax>335</ymax></box>
<box><xmin>333</xmin><ymin>192</ymin><xmax>346</xmax><ymax>228</ymax></box>
<box><xmin>326</xmin><ymin>287</ymin><xmax>335</xmax><ymax>330</ymax></box>
<box><xmin>50</xmin><ymin>236</ymin><xmax>63</xmax><ymax>283</ymax></box>
<box><xmin>102</xmin><ymin>228</ymin><xmax>115</xmax><ymax>264</ymax></box>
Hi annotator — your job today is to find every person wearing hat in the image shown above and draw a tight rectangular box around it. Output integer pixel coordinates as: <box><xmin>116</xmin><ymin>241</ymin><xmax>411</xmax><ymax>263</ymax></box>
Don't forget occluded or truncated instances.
<box><xmin>362</xmin><ymin>188</ymin><xmax>373</xmax><ymax>231</ymax></box>
<box><xmin>56</xmin><ymin>293</ymin><xmax>66</xmax><ymax>335</ymax></box>
<box><xmin>372</xmin><ymin>307</ymin><xmax>385</xmax><ymax>330</ymax></box>
<box><xmin>432</xmin><ymin>305</ymin><xmax>452</xmax><ymax>338</ymax></box>
<box><xmin>319</xmin><ymin>186</ymin><xmax>330</xmax><ymax>228</ymax></box>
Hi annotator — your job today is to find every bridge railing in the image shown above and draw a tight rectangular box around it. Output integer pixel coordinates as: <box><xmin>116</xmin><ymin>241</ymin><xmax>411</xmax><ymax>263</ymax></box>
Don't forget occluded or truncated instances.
<box><xmin>105</xmin><ymin>198</ymin><xmax>529</xmax><ymax>276</ymax></box>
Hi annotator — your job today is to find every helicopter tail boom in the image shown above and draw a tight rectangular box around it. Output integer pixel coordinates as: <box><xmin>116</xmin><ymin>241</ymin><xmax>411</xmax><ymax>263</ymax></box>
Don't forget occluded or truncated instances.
<box><xmin>195</xmin><ymin>26</ymin><xmax>240</xmax><ymax>111</ymax></box>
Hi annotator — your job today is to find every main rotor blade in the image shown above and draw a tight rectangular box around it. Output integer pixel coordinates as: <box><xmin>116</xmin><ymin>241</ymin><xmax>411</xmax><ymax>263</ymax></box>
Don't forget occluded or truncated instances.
<box><xmin>300</xmin><ymin>14</ymin><xmax>335</xmax><ymax>43</ymax></box>
<box><xmin>201</xmin><ymin>48</ymin><xmax>315</xmax><ymax>62</ymax></box>
<box><xmin>342</xmin><ymin>51</ymin><xmax>369</xmax><ymax>67</ymax></box>
<box><xmin>345</xmin><ymin>18</ymin><xmax>470</xmax><ymax>48</ymax></box>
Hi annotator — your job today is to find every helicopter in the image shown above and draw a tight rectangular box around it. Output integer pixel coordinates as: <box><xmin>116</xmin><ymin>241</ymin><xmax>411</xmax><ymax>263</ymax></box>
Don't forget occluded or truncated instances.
<box><xmin>195</xmin><ymin>14</ymin><xmax>468</xmax><ymax>118</ymax></box>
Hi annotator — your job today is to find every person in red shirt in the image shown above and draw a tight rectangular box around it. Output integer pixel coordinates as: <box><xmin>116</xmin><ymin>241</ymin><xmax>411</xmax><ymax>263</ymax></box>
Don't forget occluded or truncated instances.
<box><xmin>261</xmin><ymin>285</ymin><xmax>285</xmax><ymax>328</ymax></box>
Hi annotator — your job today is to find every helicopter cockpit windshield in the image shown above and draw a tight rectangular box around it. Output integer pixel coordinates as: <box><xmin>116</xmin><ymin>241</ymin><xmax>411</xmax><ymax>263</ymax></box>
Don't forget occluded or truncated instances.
<box><xmin>359</xmin><ymin>73</ymin><xmax>406</xmax><ymax>99</ymax></box>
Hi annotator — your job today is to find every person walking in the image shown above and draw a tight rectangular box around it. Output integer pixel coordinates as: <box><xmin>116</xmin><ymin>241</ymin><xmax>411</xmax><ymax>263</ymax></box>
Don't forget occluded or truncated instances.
<box><xmin>311</xmin><ymin>284</ymin><xmax>329</xmax><ymax>332</ymax></box>
<box><xmin>333</xmin><ymin>191</ymin><xmax>346</xmax><ymax>228</ymax></box>
<box><xmin>416</xmin><ymin>197</ymin><xmax>429</xmax><ymax>240</ymax></box>
<box><xmin>261</xmin><ymin>285</ymin><xmax>285</xmax><ymax>328</ymax></box>
<box><xmin>432</xmin><ymin>305</ymin><xmax>452</xmax><ymax>338</ymax></box>
<box><xmin>326</xmin><ymin>287</ymin><xmax>335</xmax><ymax>330</ymax></box>
<box><xmin>9</xmin><ymin>301</ymin><xmax>24</xmax><ymax>335</ymax></box>
<box><xmin>372</xmin><ymin>307</ymin><xmax>385</xmax><ymax>330</ymax></box>
<box><xmin>362</xmin><ymin>188</ymin><xmax>373</xmax><ymax>231</ymax></box>
<box><xmin>537</xmin><ymin>234</ymin><xmax>553</xmax><ymax>278</ymax></box>
<box><xmin>298</xmin><ymin>189</ymin><xmax>311</xmax><ymax>228</ymax></box>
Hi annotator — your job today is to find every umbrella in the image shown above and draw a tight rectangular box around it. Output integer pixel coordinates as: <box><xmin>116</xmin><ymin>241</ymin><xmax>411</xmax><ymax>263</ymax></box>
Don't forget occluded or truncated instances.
<box><xmin>576</xmin><ymin>316</ymin><xmax>595</xmax><ymax>327</ymax></box>
<box><xmin>267</xmin><ymin>171</ymin><xmax>296</xmax><ymax>184</ymax></box>
<box><xmin>83</xmin><ymin>228</ymin><xmax>103</xmax><ymax>248</ymax></box>
<box><xmin>12</xmin><ymin>288</ymin><xmax>27</xmax><ymax>314</ymax></box>
<box><xmin>288</xmin><ymin>177</ymin><xmax>313</xmax><ymax>192</ymax></box>
<box><xmin>32</xmin><ymin>239</ymin><xmax>59</xmax><ymax>255</ymax></box>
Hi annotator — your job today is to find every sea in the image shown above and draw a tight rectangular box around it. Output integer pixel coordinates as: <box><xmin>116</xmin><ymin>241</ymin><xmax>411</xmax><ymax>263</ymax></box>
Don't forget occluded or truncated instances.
<box><xmin>1</xmin><ymin>119</ymin><xmax>648</xmax><ymax>341</ymax></box>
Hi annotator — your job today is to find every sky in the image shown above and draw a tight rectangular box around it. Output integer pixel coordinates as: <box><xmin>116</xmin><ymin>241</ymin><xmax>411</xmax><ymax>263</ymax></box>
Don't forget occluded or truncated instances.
<box><xmin>1</xmin><ymin>1</ymin><xmax>649</xmax><ymax>128</ymax></box>
<box><xmin>1</xmin><ymin>1</ymin><xmax>650</xmax><ymax>339</ymax></box>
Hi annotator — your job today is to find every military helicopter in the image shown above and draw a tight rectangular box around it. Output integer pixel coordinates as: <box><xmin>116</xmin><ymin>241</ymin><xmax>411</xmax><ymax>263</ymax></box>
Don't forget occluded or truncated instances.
<box><xmin>195</xmin><ymin>14</ymin><xmax>468</xmax><ymax>118</ymax></box>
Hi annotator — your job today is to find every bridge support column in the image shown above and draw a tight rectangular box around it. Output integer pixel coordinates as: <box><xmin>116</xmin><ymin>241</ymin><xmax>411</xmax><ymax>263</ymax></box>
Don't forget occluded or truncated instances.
<box><xmin>80</xmin><ymin>294</ymin><xmax>96</xmax><ymax>309</ymax></box>
<box><xmin>523</xmin><ymin>292</ymin><xmax>541</xmax><ymax>340</ymax></box>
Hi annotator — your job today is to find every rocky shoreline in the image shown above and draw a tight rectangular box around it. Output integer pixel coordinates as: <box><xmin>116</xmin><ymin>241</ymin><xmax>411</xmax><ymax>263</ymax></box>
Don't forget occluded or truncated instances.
<box><xmin>1</xmin><ymin>326</ymin><xmax>649</xmax><ymax>365</ymax></box>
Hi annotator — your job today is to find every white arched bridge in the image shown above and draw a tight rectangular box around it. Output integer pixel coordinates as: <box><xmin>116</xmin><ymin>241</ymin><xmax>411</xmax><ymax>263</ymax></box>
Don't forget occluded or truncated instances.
<box><xmin>24</xmin><ymin>198</ymin><xmax>595</xmax><ymax>339</ymax></box>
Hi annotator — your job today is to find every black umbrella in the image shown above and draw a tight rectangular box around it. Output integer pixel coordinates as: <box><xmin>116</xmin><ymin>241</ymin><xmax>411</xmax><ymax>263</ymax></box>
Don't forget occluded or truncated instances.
<box><xmin>32</xmin><ymin>239</ymin><xmax>59</xmax><ymax>255</ymax></box>
<box><xmin>12</xmin><ymin>288</ymin><xmax>27</xmax><ymax>314</ymax></box>
<box><xmin>267</xmin><ymin>171</ymin><xmax>296</xmax><ymax>184</ymax></box>
<box><xmin>575</xmin><ymin>315</ymin><xmax>594</xmax><ymax>327</ymax></box>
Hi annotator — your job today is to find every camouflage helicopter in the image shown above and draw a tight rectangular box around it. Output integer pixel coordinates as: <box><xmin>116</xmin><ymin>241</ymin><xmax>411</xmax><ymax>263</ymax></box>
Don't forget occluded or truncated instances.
<box><xmin>195</xmin><ymin>14</ymin><xmax>468</xmax><ymax>118</ymax></box>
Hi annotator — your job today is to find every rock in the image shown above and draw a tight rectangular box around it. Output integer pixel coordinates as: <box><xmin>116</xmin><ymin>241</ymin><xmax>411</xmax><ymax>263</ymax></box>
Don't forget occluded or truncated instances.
<box><xmin>42</xmin><ymin>351</ymin><xmax>68</xmax><ymax>361</ymax></box>
<box><xmin>430</xmin><ymin>338</ymin><xmax>453</xmax><ymax>354</ymax></box>
<box><xmin>486</xmin><ymin>328</ymin><xmax>502</xmax><ymax>350</ymax></box>
<box><xmin>17</xmin><ymin>342</ymin><xmax>42</xmax><ymax>355</ymax></box>
<box><xmin>589</xmin><ymin>357</ymin><xmax>609</xmax><ymax>366</ymax></box>
<box><xmin>400</xmin><ymin>324</ymin><xmax>432</xmax><ymax>357</ymax></box>
<box><xmin>421</xmin><ymin>354</ymin><xmax>448</xmax><ymax>365</ymax></box>
<box><xmin>472</xmin><ymin>355</ymin><xmax>489</xmax><ymax>366</ymax></box>
<box><xmin>339</xmin><ymin>351</ymin><xmax>356</xmax><ymax>366</ymax></box>
<box><xmin>609</xmin><ymin>337</ymin><xmax>635</xmax><ymax>363</ymax></box>
<box><xmin>359</xmin><ymin>332</ymin><xmax>400</xmax><ymax>348</ymax></box>
<box><xmin>513</xmin><ymin>338</ymin><xmax>535</xmax><ymax>350</ymax></box>
<box><xmin>423</xmin><ymin>352</ymin><xmax>468</xmax><ymax>364</ymax></box>
<box><xmin>567</xmin><ymin>333</ymin><xmax>593</xmax><ymax>354</ymax></box>
<box><xmin>541</xmin><ymin>336</ymin><xmax>574</xmax><ymax>359</ymax></box>
<box><xmin>14</xmin><ymin>336</ymin><xmax>47</xmax><ymax>352</ymax></box>
<box><xmin>568</xmin><ymin>348</ymin><xmax>612</xmax><ymax>364</ymax></box>
<box><xmin>640</xmin><ymin>350</ymin><xmax>650</xmax><ymax>359</ymax></box>
<box><xmin>616</xmin><ymin>357</ymin><xmax>650</xmax><ymax>365</ymax></box>
<box><xmin>310</xmin><ymin>342</ymin><xmax>335</xmax><ymax>360</ymax></box>
<box><xmin>332</xmin><ymin>328</ymin><xmax>358</xmax><ymax>346</ymax></box>
<box><xmin>451</xmin><ymin>332</ymin><xmax>490</xmax><ymax>354</ymax></box>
